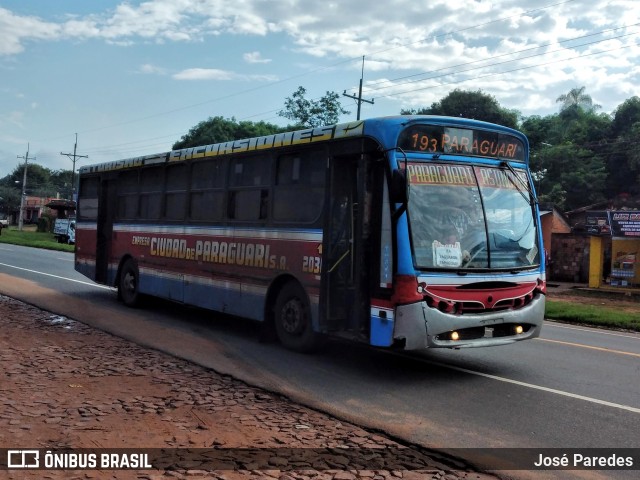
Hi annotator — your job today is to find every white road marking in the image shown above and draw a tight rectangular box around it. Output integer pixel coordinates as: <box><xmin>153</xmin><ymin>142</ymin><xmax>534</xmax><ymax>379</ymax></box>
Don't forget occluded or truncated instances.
<box><xmin>2</xmin><ymin>250</ymin><xmax>638</xmax><ymax>415</ymax></box>
<box><xmin>422</xmin><ymin>358</ymin><xmax>640</xmax><ymax>415</ymax></box>
<box><xmin>536</xmin><ymin>337</ymin><xmax>640</xmax><ymax>358</ymax></box>
<box><xmin>0</xmin><ymin>262</ymin><xmax>113</xmax><ymax>290</ymax></box>
<box><xmin>544</xmin><ymin>321</ymin><xmax>640</xmax><ymax>340</ymax></box>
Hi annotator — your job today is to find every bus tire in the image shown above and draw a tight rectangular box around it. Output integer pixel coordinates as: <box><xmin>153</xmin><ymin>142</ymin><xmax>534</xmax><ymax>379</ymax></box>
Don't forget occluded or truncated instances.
<box><xmin>119</xmin><ymin>259</ymin><xmax>140</xmax><ymax>307</ymax></box>
<box><xmin>273</xmin><ymin>282</ymin><xmax>319</xmax><ymax>353</ymax></box>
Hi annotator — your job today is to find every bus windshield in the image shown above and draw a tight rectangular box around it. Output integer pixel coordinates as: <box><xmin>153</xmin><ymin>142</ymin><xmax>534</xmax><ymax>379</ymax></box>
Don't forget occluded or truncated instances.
<box><xmin>407</xmin><ymin>162</ymin><xmax>539</xmax><ymax>270</ymax></box>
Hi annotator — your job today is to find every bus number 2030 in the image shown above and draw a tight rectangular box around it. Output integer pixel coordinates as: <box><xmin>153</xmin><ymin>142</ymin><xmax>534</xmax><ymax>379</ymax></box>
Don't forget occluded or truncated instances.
<box><xmin>302</xmin><ymin>256</ymin><xmax>321</xmax><ymax>274</ymax></box>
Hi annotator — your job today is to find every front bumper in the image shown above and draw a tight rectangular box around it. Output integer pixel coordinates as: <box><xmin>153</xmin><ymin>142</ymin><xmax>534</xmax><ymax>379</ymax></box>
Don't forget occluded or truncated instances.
<box><xmin>394</xmin><ymin>295</ymin><xmax>545</xmax><ymax>349</ymax></box>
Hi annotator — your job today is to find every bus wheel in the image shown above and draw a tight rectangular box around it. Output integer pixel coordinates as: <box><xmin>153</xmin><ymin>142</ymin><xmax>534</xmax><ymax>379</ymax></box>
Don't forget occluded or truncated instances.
<box><xmin>274</xmin><ymin>282</ymin><xmax>319</xmax><ymax>353</ymax></box>
<box><xmin>119</xmin><ymin>259</ymin><xmax>140</xmax><ymax>307</ymax></box>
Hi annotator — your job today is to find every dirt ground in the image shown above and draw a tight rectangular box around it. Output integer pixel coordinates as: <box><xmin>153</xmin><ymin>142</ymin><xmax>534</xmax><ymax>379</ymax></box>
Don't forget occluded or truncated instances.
<box><xmin>0</xmin><ymin>294</ymin><xmax>496</xmax><ymax>480</ymax></box>
<box><xmin>546</xmin><ymin>285</ymin><xmax>640</xmax><ymax>316</ymax></box>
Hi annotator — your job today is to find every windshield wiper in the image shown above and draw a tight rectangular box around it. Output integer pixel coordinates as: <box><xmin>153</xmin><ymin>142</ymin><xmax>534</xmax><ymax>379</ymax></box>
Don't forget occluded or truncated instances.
<box><xmin>500</xmin><ymin>161</ymin><xmax>536</xmax><ymax>206</ymax></box>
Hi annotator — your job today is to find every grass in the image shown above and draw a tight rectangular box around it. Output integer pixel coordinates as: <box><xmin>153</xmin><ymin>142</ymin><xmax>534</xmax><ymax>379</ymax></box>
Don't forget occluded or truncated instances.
<box><xmin>1</xmin><ymin>225</ymin><xmax>637</xmax><ymax>331</ymax></box>
<box><xmin>0</xmin><ymin>226</ymin><xmax>74</xmax><ymax>253</ymax></box>
<box><xmin>546</xmin><ymin>299</ymin><xmax>640</xmax><ymax>331</ymax></box>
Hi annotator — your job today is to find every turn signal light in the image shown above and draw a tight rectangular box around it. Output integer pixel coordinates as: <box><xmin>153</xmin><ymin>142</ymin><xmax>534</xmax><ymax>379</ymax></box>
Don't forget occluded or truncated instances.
<box><xmin>391</xmin><ymin>275</ymin><xmax>424</xmax><ymax>304</ymax></box>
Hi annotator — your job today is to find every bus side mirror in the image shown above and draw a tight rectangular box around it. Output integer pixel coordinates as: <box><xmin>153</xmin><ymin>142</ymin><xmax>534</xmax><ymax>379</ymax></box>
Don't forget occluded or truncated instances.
<box><xmin>390</xmin><ymin>169</ymin><xmax>408</xmax><ymax>204</ymax></box>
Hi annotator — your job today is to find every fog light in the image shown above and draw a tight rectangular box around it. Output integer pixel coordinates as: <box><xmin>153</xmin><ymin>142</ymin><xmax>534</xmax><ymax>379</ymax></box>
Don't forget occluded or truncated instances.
<box><xmin>515</xmin><ymin>325</ymin><xmax>524</xmax><ymax>335</ymax></box>
<box><xmin>450</xmin><ymin>331</ymin><xmax>460</xmax><ymax>341</ymax></box>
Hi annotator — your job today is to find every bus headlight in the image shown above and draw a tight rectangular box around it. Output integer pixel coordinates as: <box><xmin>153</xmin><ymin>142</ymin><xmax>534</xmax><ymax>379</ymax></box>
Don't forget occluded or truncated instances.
<box><xmin>450</xmin><ymin>331</ymin><xmax>460</xmax><ymax>341</ymax></box>
<box><xmin>515</xmin><ymin>325</ymin><xmax>524</xmax><ymax>335</ymax></box>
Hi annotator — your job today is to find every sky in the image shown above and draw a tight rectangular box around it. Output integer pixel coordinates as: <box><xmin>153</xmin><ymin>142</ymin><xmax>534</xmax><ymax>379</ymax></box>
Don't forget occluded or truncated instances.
<box><xmin>1</xmin><ymin>0</ymin><xmax>639</xmax><ymax>180</ymax></box>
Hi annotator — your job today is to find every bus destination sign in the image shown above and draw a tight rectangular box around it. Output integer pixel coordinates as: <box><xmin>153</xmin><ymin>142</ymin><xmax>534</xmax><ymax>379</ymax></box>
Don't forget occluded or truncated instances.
<box><xmin>398</xmin><ymin>124</ymin><xmax>526</xmax><ymax>161</ymax></box>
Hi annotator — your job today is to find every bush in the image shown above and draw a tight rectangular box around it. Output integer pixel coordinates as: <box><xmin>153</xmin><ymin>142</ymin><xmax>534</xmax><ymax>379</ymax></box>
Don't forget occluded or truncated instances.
<box><xmin>37</xmin><ymin>215</ymin><xmax>52</xmax><ymax>233</ymax></box>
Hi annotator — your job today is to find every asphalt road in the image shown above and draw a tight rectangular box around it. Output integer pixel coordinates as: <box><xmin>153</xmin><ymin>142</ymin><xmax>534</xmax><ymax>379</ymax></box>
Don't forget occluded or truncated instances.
<box><xmin>1</xmin><ymin>243</ymin><xmax>639</xmax><ymax>478</ymax></box>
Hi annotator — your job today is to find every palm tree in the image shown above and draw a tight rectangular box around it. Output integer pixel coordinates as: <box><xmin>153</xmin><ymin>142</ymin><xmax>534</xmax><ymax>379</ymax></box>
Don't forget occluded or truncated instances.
<box><xmin>556</xmin><ymin>86</ymin><xmax>601</xmax><ymax>113</ymax></box>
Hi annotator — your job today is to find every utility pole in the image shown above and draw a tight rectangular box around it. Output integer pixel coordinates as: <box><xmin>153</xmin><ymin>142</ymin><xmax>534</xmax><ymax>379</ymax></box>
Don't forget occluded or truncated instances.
<box><xmin>343</xmin><ymin>56</ymin><xmax>374</xmax><ymax>120</ymax></box>
<box><xmin>17</xmin><ymin>143</ymin><xmax>35</xmax><ymax>231</ymax></box>
<box><xmin>61</xmin><ymin>133</ymin><xmax>88</xmax><ymax>201</ymax></box>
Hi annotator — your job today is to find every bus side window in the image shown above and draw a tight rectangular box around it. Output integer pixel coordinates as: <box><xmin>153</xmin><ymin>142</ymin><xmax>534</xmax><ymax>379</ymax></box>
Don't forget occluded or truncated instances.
<box><xmin>190</xmin><ymin>159</ymin><xmax>226</xmax><ymax>222</ymax></box>
<box><xmin>273</xmin><ymin>152</ymin><xmax>325</xmax><ymax>223</ymax></box>
<box><xmin>139</xmin><ymin>166</ymin><xmax>163</xmax><ymax>220</ymax></box>
<box><xmin>228</xmin><ymin>156</ymin><xmax>270</xmax><ymax>222</ymax></box>
<box><xmin>227</xmin><ymin>189</ymin><xmax>269</xmax><ymax>221</ymax></box>
<box><xmin>116</xmin><ymin>170</ymin><xmax>139</xmax><ymax>219</ymax></box>
<box><xmin>165</xmin><ymin>163</ymin><xmax>188</xmax><ymax>220</ymax></box>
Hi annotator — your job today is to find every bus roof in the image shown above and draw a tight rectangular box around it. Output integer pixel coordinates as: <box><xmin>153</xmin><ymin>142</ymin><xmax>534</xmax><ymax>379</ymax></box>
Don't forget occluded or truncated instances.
<box><xmin>79</xmin><ymin>115</ymin><xmax>528</xmax><ymax>175</ymax></box>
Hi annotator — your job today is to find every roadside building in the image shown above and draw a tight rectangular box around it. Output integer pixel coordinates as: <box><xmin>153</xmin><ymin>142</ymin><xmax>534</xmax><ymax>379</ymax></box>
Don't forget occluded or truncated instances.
<box><xmin>9</xmin><ymin>196</ymin><xmax>75</xmax><ymax>226</ymax></box>
<box><xmin>587</xmin><ymin>210</ymin><xmax>640</xmax><ymax>290</ymax></box>
<box><xmin>539</xmin><ymin>204</ymin><xmax>571</xmax><ymax>278</ymax></box>
<box><xmin>45</xmin><ymin>199</ymin><xmax>76</xmax><ymax>219</ymax></box>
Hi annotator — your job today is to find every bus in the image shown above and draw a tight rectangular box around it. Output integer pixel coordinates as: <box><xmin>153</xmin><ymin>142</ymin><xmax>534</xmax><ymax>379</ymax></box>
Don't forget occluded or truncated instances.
<box><xmin>75</xmin><ymin>115</ymin><xmax>545</xmax><ymax>352</ymax></box>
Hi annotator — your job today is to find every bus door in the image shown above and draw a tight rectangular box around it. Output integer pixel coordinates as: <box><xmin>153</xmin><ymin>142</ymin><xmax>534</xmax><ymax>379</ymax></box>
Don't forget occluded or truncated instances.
<box><xmin>323</xmin><ymin>154</ymin><xmax>370</xmax><ymax>339</ymax></box>
<box><xmin>95</xmin><ymin>178</ymin><xmax>117</xmax><ymax>285</ymax></box>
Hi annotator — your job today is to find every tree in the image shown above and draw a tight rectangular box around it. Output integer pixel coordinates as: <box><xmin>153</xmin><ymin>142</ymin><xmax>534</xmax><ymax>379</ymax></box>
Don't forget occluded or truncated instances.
<box><xmin>0</xmin><ymin>164</ymin><xmax>75</xmax><ymax>220</ymax></box>
<box><xmin>174</xmin><ymin>88</ymin><xmax>350</xmax><ymax>150</ymax></box>
<box><xmin>173</xmin><ymin>117</ymin><xmax>286</xmax><ymax>150</ymax></box>
<box><xmin>556</xmin><ymin>86</ymin><xmax>601</xmax><ymax>115</ymax></box>
<box><xmin>610</xmin><ymin>96</ymin><xmax>640</xmax><ymax>137</ymax></box>
<box><xmin>536</xmin><ymin>144</ymin><xmax>607</xmax><ymax>210</ymax></box>
<box><xmin>278</xmin><ymin>86</ymin><xmax>350</xmax><ymax>128</ymax></box>
<box><xmin>521</xmin><ymin>114</ymin><xmax>563</xmax><ymax>150</ymax></box>
<box><xmin>564</xmin><ymin>111</ymin><xmax>611</xmax><ymax>146</ymax></box>
<box><xmin>5</xmin><ymin>163</ymin><xmax>57</xmax><ymax>197</ymax></box>
<box><xmin>49</xmin><ymin>170</ymin><xmax>74</xmax><ymax>198</ymax></box>
<box><xmin>0</xmin><ymin>186</ymin><xmax>21</xmax><ymax>217</ymax></box>
<box><xmin>604</xmin><ymin>100</ymin><xmax>640</xmax><ymax>197</ymax></box>
<box><xmin>518</xmin><ymin>87</ymin><xmax>612</xmax><ymax>210</ymax></box>
<box><xmin>401</xmin><ymin>89</ymin><xmax>520</xmax><ymax>129</ymax></box>
<box><xmin>625</xmin><ymin>123</ymin><xmax>640</xmax><ymax>193</ymax></box>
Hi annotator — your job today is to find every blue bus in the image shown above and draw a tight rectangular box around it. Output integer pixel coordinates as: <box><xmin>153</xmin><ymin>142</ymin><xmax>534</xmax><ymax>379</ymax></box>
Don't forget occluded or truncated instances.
<box><xmin>76</xmin><ymin>115</ymin><xmax>545</xmax><ymax>352</ymax></box>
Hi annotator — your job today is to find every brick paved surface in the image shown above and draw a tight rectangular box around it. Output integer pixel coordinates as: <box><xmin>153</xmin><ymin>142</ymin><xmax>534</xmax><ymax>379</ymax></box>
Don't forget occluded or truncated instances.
<box><xmin>0</xmin><ymin>295</ymin><xmax>495</xmax><ymax>480</ymax></box>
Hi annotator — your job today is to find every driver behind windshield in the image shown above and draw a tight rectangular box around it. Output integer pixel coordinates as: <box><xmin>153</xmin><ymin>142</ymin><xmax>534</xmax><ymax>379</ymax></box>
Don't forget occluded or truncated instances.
<box><xmin>411</xmin><ymin>189</ymin><xmax>485</xmax><ymax>268</ymax></box>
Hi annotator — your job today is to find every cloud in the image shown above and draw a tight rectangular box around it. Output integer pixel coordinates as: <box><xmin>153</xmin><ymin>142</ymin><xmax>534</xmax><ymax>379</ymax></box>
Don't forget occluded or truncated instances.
<box><xmin>139</xmin><ymin>63</ymin><xmax>167</xmax><ymax>75</ymax></box>
<box><xmin>97</xmin><ymin>1</ymin><xmax>191</xmax><ymax>41</ymax></box>
<box><xmin>61</xmin><ymin>18</ymin><xmax>101</xmax><ymax>38</ymax></box>
<box><xmin>172</xmin><ymin>68</ymin><xmax>236</xmax><ymax>81</ymax></box>
<box><xmin>0</xmin><ymin>6</ymin><xmax>61</xmax><ymax>55</ymax></box>
<box><xmin>243</xmin><ymin>51</ymin><xmax>271</xmax><ymax>64</ymax></box>
<box><xmin>0</xmin><ymin>110</ymin><xmax>26</xmax><ymax>129</ymax></box>
<box><xmin>1</xmin><ymin>1</ymin><xmax>639</xmax><ymax>116</ymax></box>
<box><xmin>172</xmin><ymin>67</ymin><xmax>277</xmax><ymax>82</ymax></box>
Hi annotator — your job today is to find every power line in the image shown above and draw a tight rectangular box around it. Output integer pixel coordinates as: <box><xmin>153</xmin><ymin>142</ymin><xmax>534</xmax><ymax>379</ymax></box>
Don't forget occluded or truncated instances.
<box><xmin>76</xmin><ymin>24</ymin><xmax>637</xmax><ymax>153</ymax></box>
<box><xmin>342</xmin><ymin>56</ymin><xmax>374</xmax><ymax>120</ymax></box>
<box><xmin>361</xmin><ymin>0</ymin><xmax>580</xmax><ymax>61</ymax></box>
<box><xmin>19</xmin><ymin>0</ymin><xmax>630</xmax><ymax>168</ymax></box>
<box><xmin>363</xmin><ymin>23</ymin><xmax>640</xmax><ymax>93</ymax></box>
<box><xmin>26</xmin><ymin>33</ymin><xmax>635</xmax><ymax>167</ymax></box>
<box><xmin>371</xmin><ymin>40</ymin><xmax>639</xmax><ymax>102</ymax></box>
<box><xmin>256</xmin><ymin>30</ymin><xmax>637</xmax><ymax>123</ymax></box>
<box><xmin>60</xmin><ymin>133</ymin><xmax>88</xmax><ymax>200</ymax></box>
<box><xmin>31</xmin><ymin>0</ymin><xmax>581</xmax><ymax>146</ymax></box>
<box><xmin>16</xmin><ymin>144</ymin><xmax>36</xmax><ymax>231</ymax></box>
<box><xmin>220</xmin><ymin>26</ymin><xmax>637</xmax><ymax>125</ymax></box>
